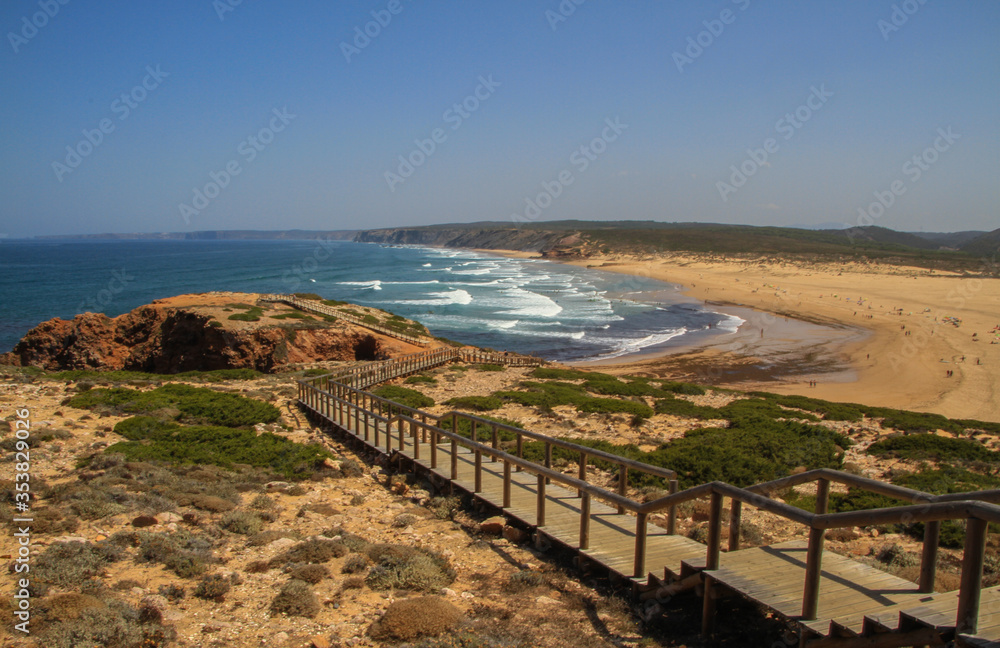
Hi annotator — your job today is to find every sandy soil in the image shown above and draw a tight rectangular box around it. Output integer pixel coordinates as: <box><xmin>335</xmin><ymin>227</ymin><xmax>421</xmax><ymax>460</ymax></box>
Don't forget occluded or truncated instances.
<box><xmin>483</xmin><ymin>251</ymin><xmax>1000</xmax><ymax>423</ymax></box>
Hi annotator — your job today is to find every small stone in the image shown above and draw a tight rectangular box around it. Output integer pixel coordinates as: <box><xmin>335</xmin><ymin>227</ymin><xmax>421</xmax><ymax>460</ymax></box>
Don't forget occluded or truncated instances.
<box><xmin>273</xmin><ymin>632</ymin><xmax>289</xmax><ymax>644</ymax></box>
<box><xmin>268</xmin><ymin>537</ymin><xmax>297</xmax><ymax>551</ymax></box>
<box><xmin>479</xmin><ymin>516</ymin><xmax>505</xmax><ymax>535</ymax></box>
<box><xmin>502</xmin><ymin>526</ymin><xmax>529</xmax><ymax>544</ymax></box>
<box><xmin>156</xmin><ymin>511</ymin><xmax>183</xmax><ymax>524</ymax></box>
<box><xmin>132</xmin><ymin>515</ymin><xmax>158</xmax><ymax>528</ymax></box>
<box><xmin>310</xmin><ymin>636</ymin><xmax>332</xmax><ymax>648</ymax></box>
<box><xmin>266</xmin><ymin>481</ymin><xmax>291</xmax><ymax>492</ymax></box>
<box><xmin>535</xmin><ymin>596</ymin><xmax>559</xmax><ymax>605</ymax></box>
<box><xmin>441</xmin><ymin>588</ymin><xmax>457</xmax><ymax>598</ymax></box>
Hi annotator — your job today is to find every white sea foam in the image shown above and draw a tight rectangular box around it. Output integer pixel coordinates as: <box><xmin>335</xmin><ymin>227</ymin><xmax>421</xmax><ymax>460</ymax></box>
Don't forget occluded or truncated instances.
<box><xmin>402</xmin><ymin>289</ymin><xmax>473</xmax><ymax>306</ymax></box>
<box><xmin>589</xmin><ymin>328</ymin><xmax>689</xmax><ymax>361</ymax></box>
<box><xmin>340</xmin><ymin>280</ymin><xmax>382</xmax><ymax>290</ymax></box>
<box><xmin>717</xmin><ymin>313</ymin><xmax>745</xmax><ymax>333</ymax></box>
<box><xmin>422</xmin><ymin>263</ymin><xmax>432</xmax><ymax>267</ymax></box>
<box><xmin>497</xmin><ymin>287</ymin><xmax>563</xmax><ymax>318</ymax></box>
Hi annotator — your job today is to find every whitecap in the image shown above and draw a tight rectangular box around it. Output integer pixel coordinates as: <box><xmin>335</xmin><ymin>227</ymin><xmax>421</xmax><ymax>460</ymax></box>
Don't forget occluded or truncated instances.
<box><xmin>340</xmin><ymin>280</ymin><xmax>382</xmax><ymax>291</ymax></box>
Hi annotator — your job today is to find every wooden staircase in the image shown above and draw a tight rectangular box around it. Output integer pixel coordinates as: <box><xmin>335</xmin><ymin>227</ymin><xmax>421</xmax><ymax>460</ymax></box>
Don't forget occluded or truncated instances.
<box><xmin>297</xmin><ymin>349</ymin><xmax>1000</xmax><ymax>647</ymax></box>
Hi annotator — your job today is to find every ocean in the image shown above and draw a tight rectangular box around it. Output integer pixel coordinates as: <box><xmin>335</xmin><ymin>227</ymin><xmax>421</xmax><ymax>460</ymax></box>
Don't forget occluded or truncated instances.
<box><xmin>0</xmin><ymin>239</ymin><xmax>742</xmax><ymax>362</ymax></box>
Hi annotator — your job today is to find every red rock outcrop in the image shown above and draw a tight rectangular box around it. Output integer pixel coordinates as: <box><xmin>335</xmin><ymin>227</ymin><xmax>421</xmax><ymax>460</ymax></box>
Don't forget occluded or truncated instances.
<box><xmin>0</xmin><ymin>300</ymin><xmax>421</xmax><ymax>373</ymax></box>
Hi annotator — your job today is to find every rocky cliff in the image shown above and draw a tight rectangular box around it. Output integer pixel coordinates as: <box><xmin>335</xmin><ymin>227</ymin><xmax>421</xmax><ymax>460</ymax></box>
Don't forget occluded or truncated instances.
<box><xmin>0</xmin><ymin>293</ymin><xmax>425</xmax><ymax>372</ymax></box>
<box><xmin>354</xmin><ymin>227</ymin><xmax>584</xmax><ymax>254</ymax></box>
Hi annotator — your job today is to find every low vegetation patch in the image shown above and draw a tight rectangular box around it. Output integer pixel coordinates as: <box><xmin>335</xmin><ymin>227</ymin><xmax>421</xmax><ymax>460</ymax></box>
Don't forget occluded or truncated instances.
<box><xmin>48</xmin><ymin>368</ymin><xmax>263</xmax><ymax>383</ymax></box>
<box><xmin>373</xmin><ymin>385</ymin><xmax>435</xmax><ymax>410</ymax></box>
<box><xmin>106</xmin><ymin>417</ymin><xmax>331</xmax><ymax>479</ymax></box>
<box><xmin>365</xmin><ymin>544</ymin><xmax>456</xmax><ymax>592</ymax></box>
<box><xmin>868</xmin><ymin>434</ymin><xmax>997</xmax><ymax>462</ymax></box>
<box><xmin>444</xmin><ymin>395</ymin><xmax>503</xmax><ymax>412</ymax></box>
<box><xmin>68</xmin><ymin>383</ymin><xmax>279</xmax><ymax>427</ymax></box>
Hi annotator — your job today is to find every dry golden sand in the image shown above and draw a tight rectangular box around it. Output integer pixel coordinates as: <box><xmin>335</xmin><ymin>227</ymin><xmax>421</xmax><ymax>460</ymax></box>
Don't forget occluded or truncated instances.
<box><xmin>484</xmin><ymin>250</ymin><xmax>1000</xmax><ymax>423</ymax></box>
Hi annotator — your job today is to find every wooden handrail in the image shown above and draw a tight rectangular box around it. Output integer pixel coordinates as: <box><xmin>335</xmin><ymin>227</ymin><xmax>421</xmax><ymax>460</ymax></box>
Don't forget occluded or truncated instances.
<box><xmin>297</xmin><ymin>346</ymin><xmax>1000</xmax><ymax>635</ymax></box>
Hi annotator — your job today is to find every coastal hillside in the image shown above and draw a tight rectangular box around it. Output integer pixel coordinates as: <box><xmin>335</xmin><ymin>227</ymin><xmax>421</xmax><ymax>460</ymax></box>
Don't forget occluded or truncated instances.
<box><xmin>356</xmin><ymin>222</ymin><xmax>997</xmax><ymax>273</ymax></box>
<box><xmin>0</xmin><ymin>293</ymin><xmax>435</xmax><ymax>373</ymax></box>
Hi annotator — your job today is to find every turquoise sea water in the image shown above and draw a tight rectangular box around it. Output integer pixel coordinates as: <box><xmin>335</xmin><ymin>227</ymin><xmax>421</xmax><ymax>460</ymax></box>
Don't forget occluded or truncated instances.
<box><xmin>0</xmin><ymin>239</ymin><xmax>742</xmax><ymax>362</ymax></box>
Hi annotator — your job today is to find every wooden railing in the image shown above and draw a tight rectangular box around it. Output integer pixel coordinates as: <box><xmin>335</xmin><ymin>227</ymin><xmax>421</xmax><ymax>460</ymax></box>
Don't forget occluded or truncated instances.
<box><xmin>296</xmin><ymin>348</ymin><xmax>1000</xmax><ymax>637</ymax></box>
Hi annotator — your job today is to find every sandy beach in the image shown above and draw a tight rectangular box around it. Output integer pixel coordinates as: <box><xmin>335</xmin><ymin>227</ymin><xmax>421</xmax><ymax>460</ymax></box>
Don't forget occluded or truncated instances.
<box><xmin>480</xmin><ymin>250</ymin><xmax>1000</xmax><ymax>423</ymax></box>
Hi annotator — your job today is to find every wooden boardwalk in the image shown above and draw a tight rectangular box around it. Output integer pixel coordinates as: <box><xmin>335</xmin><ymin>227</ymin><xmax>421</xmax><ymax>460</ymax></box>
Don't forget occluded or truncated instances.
<box><xmin>299</xmin><ymin>350</ymin><xmax>1000</xmax><ymax>647</ymax></box>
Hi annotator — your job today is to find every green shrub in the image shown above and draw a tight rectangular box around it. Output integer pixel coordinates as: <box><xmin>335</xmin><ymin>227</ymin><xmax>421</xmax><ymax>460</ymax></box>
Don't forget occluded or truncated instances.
<box><xmin>270</xmin><ymin>580</ymin><xmax>320</xmax><ymax>618</ymax></box>
<box><xmin>292</xmin><ymin>293</ymin><xmax>323</xmax><ymax>300</ymax></box>
<box><xmin>473</xmin><ymin>364</ymin><xmax>505</xmax><ymax>372</ymax></box>
<box><xmin>373</xmin><ymin>385</ymin><xmax>435</xmax><ymax>410</ymax></box>
<box><xmin>271</xmin><ymin>539</ymin><xmax>348</xmax><ymax>566</ymax></box>
<box><xmin>33</xmin><ymin>541</ymin><xmax>122</xmax><ymax>591</ymax></box>
<box><xmin>220</xmin><ymin>510</ymin><xmax>264</xmax><ymax>535</ymax></box>
<box><xmin>529</xmin><ymin>367</ymin><xmax>595</xmax><ymax>381</ymax></box>
<box><xmin>69</xmin><ymin>384</ymin><xmax>279</xmax><ymax>427</ymax></box>
<box><xmin>444</xmin><ymin>396</ymin><xmax>503</xmax><ymax>412</ymax></box>
<box><xmin>750</xmin><ymin>392</ymin><xmax>865</xmax><ymax>421</ymax></box>
<box><xmin>438</xmin><ymin>415</ymin><xmax>521</xmax><ymax>443</ymax></box>
<box><xmin>290</xmin><ymin>563</ymin><xmax>330</xmax><ymax>584</ymax></box>
<box><xmin>404</xmin><ymin>375</ymin><xmax>437</xmax><ymax>385</ymax></box>
<box><xmin>365</xmin><ymin>544</ymin><xmax>456</xmax><ymax>592</ymax></box>
<box><xmin>228</xmin><ymin>306</ymin><xmax>264</xmax><ymax>322</ymax></box>
<box><xmin>194</xmin><ymin>574</ymin><xmax>231</xmax><ymax>600</ymax></box>
<box><xmin>106</xmin><ymin>418</ymin><xmax>331</xmax><ymax>479</ymax></box>
<box><xmin>342</xmin><ymin>553</ymin><xmax>369</xmax><ymax>574</ymax></box>
<box><xmin>867</xmin><ymin>434</ymin><xmax>997</xmax><ymax>462</ymax></box>
<box><xmin>577</xmin><ymin>397</ymin><xmax>653</xmax><ymax>418</ymax></box>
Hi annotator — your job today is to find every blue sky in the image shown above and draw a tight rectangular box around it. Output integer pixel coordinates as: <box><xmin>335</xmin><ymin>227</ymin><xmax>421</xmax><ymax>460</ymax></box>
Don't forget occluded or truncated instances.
<box><xmin>1</xmin><ymin>0</ymin><xmax>997</xmax><ymax>237</ymax></box>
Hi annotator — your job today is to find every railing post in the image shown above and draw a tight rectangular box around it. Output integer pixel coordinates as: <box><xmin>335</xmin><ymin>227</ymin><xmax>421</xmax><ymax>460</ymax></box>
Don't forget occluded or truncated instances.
<box><xmin>957</xmin><ymin>516</ymin><xmax>988</xmax><ymax>634</ymax></box>
<box><xmin>412</xmin><ymin>421</ymin><xmax>420</xmax><ymax>460</ymax></box>
<box><xmin>537</xmin><ymin>473</ymin><xmax>546</xmax><ymax>527</ymax></box>
<box><xmin>667</xmin><ymin>479</ymin><xmax>678</xmax><ymax>536</ymax></box>
<box><xmin>544</xmin><ymin>443</ymin><xmax>552</xmax><ymax>484</ymax></box>
<box><xmin>430</xmin><ymin>428</ymin><xmax>438</xmax><ymax>469</ymax></box>
<box><xmin>706</xmin><ymin>491</ymin><xmax>723</xmax><ymax>570</ymax></box>
<box><xmin>728</xmin><ymin>500</ymin><xmax>743</xmax><ymax>551</ymax></box>
<box><xmin>577</xmin><ymin>452</ymin><xmax>587</xmax><ymax>498</ymax></box>
<box><xmin>617</xmin><ymin>465</ymin><xmax>628</xmax><ymax>515</ymax></box>
<box><xmin>815</xmin><ymin>478</ymin><xmax>830</xmax><ymax>515</ymax></box>
<box><xmin>450</xmin><ymin>438</ymin><xmax>458</xmax><ymax>480</ymax></box>
<box><xmin>579</xmin><ymin>492</ymin><xmax>591</xmax><ymax>550</ymax></box>
<box><xmin>364</xmin><ymin>409</ymin><xmax>370</xmax><ymax>442</ymax></box>
<box><xmin>474</xmin><ymin>450</ymin><xmax>482</xmax><ymax>492</ymax></box>
<box><xmin>491</xmin><ymin>425</ymin><xmax>498</xmax><ymax>462</ymax></box>
<box><xmin>385</xmin><ymin>417</ymin><xmax>392</xmax><ymax>454</ymax></box>
<box><xmin>802</xmin><ymin>526</ymin><xmax>825</xmax><ymax>620</ymax></box>
<box><xmin>919</xmin><ymin>519</ymin><xmax>941</xmax><ymax>593</ymax></box>
<box><xmin>503</xmin><ymin>460</ymin><xmax>511</xmax><ymax>508</ymax></box>
<box><xmin>634</xmin><ymin>512</ymin><xmax>648</xmax><ymax>578</ymax></box>
<box><xmin>516</xmin><ymin>434</ymin><xmax>523</xmax><ymax>471</ymax></box>
<box><xmin>397</xmin><ymin>418</ymin><xmax>404</xmax><ymax>452</ymax></box>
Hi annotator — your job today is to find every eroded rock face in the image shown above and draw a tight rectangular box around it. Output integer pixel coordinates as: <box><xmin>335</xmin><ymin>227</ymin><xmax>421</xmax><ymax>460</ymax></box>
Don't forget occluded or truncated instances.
<box><xmin>0</xmin><ymin>303</ymin><xmax>395</xmax><ymax>372</ymax></box>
